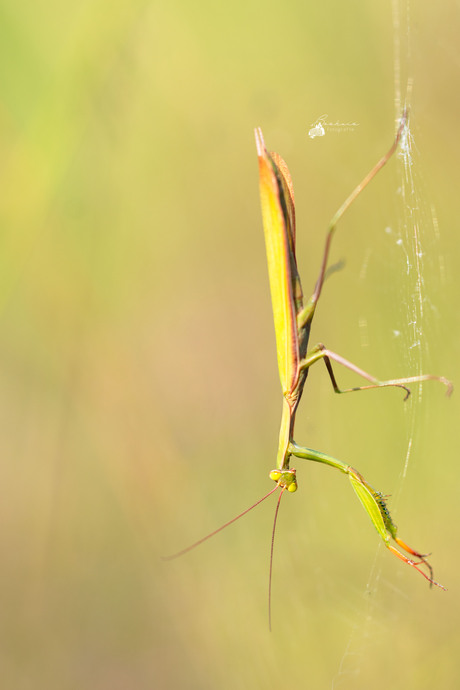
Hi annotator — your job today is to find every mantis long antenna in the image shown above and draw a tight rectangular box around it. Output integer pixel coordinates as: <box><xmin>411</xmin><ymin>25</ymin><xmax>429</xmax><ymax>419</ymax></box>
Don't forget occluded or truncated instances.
<box><xmin>162</xmin><ymin>485</ymin><xmax>280</xmax><ymax>561</ymax></box>
<box><xmin>268</xmin><ymin>486</ymin><xmax>286</xmax><ymax>632</ymax></box>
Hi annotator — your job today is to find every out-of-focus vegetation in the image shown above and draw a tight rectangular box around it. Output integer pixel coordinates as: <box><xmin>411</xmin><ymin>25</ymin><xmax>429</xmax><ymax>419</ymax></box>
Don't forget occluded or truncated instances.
<box><xmin>1</xmin><ymin>1</ymin><xmax>459</xmax><ymax>688</ymax></box>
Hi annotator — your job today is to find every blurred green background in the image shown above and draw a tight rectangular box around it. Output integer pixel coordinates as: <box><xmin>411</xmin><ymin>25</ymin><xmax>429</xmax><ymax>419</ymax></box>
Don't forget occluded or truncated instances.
<box><xmin>1</xmin><ymin>1</ymin><xmax>459</xmax><ymax>688</ymax></box>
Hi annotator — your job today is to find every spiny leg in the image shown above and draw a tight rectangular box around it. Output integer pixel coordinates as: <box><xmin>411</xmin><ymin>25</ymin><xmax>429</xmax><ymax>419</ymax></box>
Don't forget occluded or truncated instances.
<box><xmin>298</xmin><ymin>343</ymin><xmax>453</xmax><ymax>399</ymax></box>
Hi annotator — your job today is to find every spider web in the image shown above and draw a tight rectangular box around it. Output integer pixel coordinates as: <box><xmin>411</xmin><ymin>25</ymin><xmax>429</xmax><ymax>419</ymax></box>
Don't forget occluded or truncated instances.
<box><xmin>331</xmin><ymin>2</ymin><xmax>445</xmax><ymax>686</ymax></box>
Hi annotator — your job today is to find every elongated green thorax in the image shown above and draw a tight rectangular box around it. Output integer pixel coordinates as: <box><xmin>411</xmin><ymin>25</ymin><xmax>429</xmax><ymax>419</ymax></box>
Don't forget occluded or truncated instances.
<box><xmin>255</xmin><ymin>128</ymin><xmax>314</xmax><ymax>476</ymax></box>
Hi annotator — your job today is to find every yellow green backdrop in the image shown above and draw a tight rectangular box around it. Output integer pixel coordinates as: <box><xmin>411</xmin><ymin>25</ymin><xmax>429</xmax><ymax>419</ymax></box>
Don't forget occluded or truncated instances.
<box><xmin>1</xmin><ymin>1</ymin><xmax>459</xmax><ymax>688</ymax></box>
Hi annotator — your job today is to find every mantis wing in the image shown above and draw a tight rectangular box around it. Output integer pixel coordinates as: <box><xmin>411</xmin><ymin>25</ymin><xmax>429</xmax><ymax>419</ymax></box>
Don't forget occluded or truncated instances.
<box><xmin>255</xmin><ymin>128</ymin><xmax>303</xmax><ymax>396</ymax></box>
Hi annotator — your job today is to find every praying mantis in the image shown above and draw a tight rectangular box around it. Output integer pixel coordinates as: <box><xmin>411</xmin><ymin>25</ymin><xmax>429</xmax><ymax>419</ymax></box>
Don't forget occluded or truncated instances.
<box><xmin>165</xmin><ymin>113</ymin><xmax>452</xmax><ymax>627</ymax></box>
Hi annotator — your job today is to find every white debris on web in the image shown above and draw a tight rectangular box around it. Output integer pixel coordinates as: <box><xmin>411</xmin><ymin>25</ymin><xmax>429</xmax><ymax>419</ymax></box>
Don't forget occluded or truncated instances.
<box><xmin>398</xmin><ymin>116</ymin><xmax>413</xmax><ymax>168</ymax></box>
<box><xmin>394</xmin><ymin>113</ymin><xmax>428</xmax><ymax>411</ymax></box>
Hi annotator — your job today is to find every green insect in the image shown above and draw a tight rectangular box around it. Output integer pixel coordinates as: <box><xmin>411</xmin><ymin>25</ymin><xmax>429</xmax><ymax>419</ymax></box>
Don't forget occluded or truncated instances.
<box><xmin>165</xmin><ymin>114</ymin><xmax>452</xmax><ymax>628</ymax></box>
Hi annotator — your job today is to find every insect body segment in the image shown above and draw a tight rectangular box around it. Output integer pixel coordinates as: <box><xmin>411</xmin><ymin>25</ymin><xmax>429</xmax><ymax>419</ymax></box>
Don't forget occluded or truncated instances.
<box><xmin>256</xmin><ymin>129</ymin><xmax>316</xmax><ymax>478</ymax></box>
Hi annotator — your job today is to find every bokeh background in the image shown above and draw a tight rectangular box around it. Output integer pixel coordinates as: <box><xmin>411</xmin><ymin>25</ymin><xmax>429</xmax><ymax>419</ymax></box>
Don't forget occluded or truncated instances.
<box><xmin>1</xmin><ymin>1</ymin><xmax>459</xmax><ymax>688</ymax></box>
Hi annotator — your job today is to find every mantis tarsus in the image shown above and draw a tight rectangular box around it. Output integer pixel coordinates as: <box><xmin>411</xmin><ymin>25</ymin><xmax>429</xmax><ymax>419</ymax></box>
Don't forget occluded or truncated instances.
<box><xmin>164</xmin><ymin>113</ymin><xmax>452</xmax><ymax>628</ymax></box>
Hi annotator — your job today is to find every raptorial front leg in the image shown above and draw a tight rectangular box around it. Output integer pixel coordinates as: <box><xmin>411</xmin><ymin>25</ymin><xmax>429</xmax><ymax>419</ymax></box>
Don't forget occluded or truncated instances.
<box><xmin>387</xmin><ymin>539</ymin><xmax>439</xmax><ymax>589</ymax></box>
<box><xmin>288</xmin><ymin>441</ymin><xmax>445</xmax><ymax>589</ymax></box>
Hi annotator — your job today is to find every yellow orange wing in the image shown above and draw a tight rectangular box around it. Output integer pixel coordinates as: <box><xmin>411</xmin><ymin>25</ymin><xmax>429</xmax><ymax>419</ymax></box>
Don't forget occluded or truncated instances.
<box><xmin>255</xmin><ymin>128</ymin><xmax>300</xmax><ymax>396</ymax></box>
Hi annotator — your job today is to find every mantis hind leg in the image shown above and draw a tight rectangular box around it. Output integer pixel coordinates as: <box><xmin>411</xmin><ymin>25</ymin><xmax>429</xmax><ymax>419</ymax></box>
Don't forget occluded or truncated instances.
<box><xmin>299</xmin><ymin>343</ymin><xmax>453</xmax><ymax>399</ymax></box>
